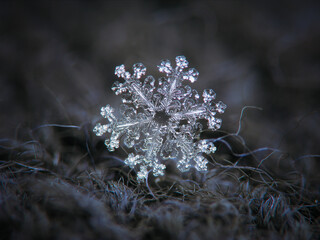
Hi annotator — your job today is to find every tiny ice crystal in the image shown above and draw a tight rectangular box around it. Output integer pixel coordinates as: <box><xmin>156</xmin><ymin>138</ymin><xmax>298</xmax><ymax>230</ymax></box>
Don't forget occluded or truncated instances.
<box><xmin>93</xmin><ymin>56</ymin><xmax>226</xmax><ymax>181</ymax></box>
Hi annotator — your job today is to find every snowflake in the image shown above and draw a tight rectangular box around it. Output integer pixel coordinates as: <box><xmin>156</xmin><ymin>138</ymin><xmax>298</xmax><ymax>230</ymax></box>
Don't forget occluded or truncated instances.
<box><xmin>93</xmin><ymin>56</ymin><xmax>226</xmax><ymax>181</ymax></box>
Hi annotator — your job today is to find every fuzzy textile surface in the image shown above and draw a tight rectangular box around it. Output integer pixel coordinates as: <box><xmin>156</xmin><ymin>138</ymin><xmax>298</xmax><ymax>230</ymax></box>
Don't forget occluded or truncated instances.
<box><xmin>1</xmin><ymin>1</ymin><xmax>320</xmax><ymax>239</ymax></box>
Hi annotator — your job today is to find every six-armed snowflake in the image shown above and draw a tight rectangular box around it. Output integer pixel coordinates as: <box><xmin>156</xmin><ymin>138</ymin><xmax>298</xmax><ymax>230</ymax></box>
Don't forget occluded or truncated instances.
<box><xmin>93</xmin><ymin>56</ymin><xmax>226</xmax><ymax>181</ymax></box>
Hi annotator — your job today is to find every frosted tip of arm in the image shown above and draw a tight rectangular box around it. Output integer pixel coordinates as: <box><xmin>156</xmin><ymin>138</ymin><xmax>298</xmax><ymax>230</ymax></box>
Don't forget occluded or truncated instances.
<box><xmin>133</xmin><ymin>63</ymin><xmax>146</xmax><ymax>79</ymax></box>
<box><xmin>115</xmin><ymin>64</ymin><xmax>131</xmax><ymax>80</ymax></box>
<box><xmin>203</xmin><ymin>89</ymin><xmax>216</xmax><ymax>103</ymax></box>
<box><xmin>208</xmin><ymin>117</ymin><xmax>222</xmax><ymax>130</ymax></box>
<box><xmin>93</xmin><ymin>123</ymin><xmax>108</xmax><ymax>136</ymax></box>
<box><xmin>137</xmin><ymin>166</ymin><xmax>149</xmax><ymax>181</ymax></box>
<box><xmin>153</xmin><ymin>163</ymin><xmax>166</xmax><ymax>177</ymax></box>
<box><xmin>115</xmin><ymin>64</ymin><xmax>125</xmax><ymax>77</ymax></box>
<box><xmin>157</xmin><ymin>59</ymin><xmax>173</xmax><ymax>75</ymax></box>
<box><xmin>175</xmin><ymin>55</ymin><xmax>189</xmax><ymax>70</ymax></box>
<box><xmin>182</xmin><ymin>68</ymin><xmax>199</xmax><ymax>83</ymax></box>
<box><xmin>100</xmin><ymin>105</ymin><xmax>115</xmax><ymax>121</ymax></box>
<box><xmin>215</xmin><ymin>101</ymin><xmax>227</xmax><ymax>114</ymax></box>
<box><xmin>198</xmin><ymin>140</ymin><xmax>217</xmax><ymax>154</ymax></box>
<box><xmin>125</xmin><ymin>153</ymin><xmax>141</xmax><ymax>168</ymax></box>
<box><xmin>195</xmin><ymin>156</ymin><xmax>208</xmax><ymax>171</ymax></box>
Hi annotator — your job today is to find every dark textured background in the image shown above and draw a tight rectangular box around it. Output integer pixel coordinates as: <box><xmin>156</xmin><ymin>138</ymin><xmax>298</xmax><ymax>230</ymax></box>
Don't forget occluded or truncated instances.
<box><xmin>1</xmin><ymin>1</ymin><xmax>320</xmax><ymax>239</ymax></box>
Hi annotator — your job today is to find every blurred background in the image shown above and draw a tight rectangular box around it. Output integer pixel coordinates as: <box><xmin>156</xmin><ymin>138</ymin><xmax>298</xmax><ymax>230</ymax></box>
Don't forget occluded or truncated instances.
<box><xmin>1</xmin><ymin>0</ymin><xmax>319</xmax><ymax>173</ymax></box>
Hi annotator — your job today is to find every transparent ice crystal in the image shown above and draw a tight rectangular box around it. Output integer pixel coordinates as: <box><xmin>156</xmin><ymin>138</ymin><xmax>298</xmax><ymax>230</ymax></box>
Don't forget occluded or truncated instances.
<box><xmin>93</xmin><ymin>56</ymin><xmax>226</xmax><ymax>181</ymax></box>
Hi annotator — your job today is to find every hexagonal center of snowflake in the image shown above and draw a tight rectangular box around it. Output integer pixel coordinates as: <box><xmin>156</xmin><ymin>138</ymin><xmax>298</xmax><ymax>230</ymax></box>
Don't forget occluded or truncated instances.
<box><xmin>154</xmin><ymin>110</ymin><xmax>170</xmax><ymax>125</ymax></box>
